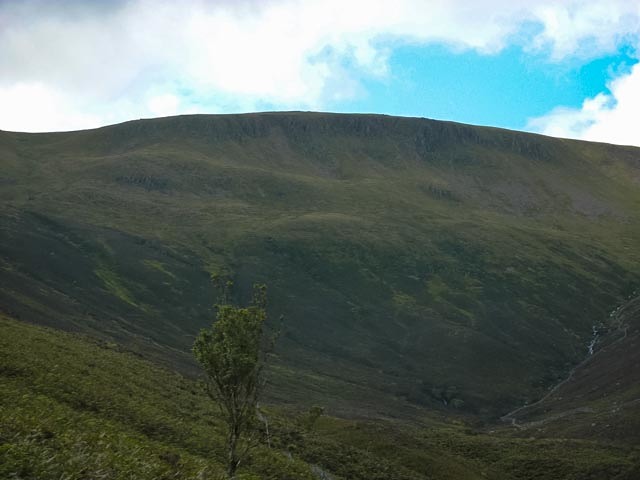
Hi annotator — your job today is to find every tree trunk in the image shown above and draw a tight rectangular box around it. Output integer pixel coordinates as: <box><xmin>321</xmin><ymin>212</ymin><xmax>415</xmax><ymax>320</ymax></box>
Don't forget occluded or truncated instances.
<box><xmin>227</xmin><ymin>429</ymin><xmax>240</xmax><ymax>479</ymax></box>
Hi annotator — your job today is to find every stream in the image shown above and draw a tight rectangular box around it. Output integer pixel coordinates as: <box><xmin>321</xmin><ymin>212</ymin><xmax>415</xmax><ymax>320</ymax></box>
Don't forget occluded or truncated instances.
<box><xmin>500</xmin><ymin>294</ymin><xmax>636</xmax><ymax>427</ymax></box>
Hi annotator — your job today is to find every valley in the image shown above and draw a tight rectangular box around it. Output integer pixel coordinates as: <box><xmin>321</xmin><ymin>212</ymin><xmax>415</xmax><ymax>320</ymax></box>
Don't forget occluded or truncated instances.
<box><xmin>1</xmin><ymin>112</ymin><xmax>639</xmax><ymax>477</ymax></box>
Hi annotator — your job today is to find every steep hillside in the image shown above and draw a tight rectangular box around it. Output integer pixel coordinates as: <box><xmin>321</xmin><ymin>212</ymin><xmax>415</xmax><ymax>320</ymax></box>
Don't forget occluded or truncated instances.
<box><xmin>503</xmin><ymin>292</ymin><xmax>640</xmax><ymax>443</ymax></box>
<box><xmin>1</xmin><ymin>112</ymin><xmax>639</xmax><ymax>417</ymax></box>
<box><xmin>2</xmin><ymin>316</ymin><xmax>639</xmax><ymax>480</ymax></box>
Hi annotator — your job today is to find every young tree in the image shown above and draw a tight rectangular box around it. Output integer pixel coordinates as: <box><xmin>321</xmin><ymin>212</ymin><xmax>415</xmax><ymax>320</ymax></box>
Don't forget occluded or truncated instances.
<box><xmin>193</xmin><ymin>283</ymin><xmax>269</xmax><ymax>479</ymax></box>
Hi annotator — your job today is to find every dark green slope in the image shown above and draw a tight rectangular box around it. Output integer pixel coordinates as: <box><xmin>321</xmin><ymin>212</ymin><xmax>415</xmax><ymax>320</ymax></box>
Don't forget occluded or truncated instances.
<box><xmin>3</xmin><ymin>315</ymin><xmax>639</xmax><ymax>479</ymax></box>
<box><xmin>504</xmin><ymin>293</ymin><xmax>640</xmax><ymax>443</ymax></box>
<box><xmin>1</xmin><ymin>112</ymin><xmax>639</xmax><ymax>417</ymax></box>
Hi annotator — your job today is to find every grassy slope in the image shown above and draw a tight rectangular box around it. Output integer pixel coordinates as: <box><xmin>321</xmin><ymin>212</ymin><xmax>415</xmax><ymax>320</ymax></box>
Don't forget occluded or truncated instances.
<box><xmin>503</xmin><ymin>293</ymin><xmax>640</xmax><ymax>444</ymax></box>
<box><xmin>2</xmin><ymin>316</ymin><xmax>639</xmax><ymax>480</ymax></box>
<box><xmin>1</xmin><ymin>112</ymin><xmax>640</xmax><ymax>418</ymax></box>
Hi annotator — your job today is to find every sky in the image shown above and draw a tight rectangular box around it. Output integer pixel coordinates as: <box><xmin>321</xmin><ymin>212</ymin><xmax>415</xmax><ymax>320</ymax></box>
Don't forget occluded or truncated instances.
<box><xmin>1</xmin><ymin>0</ymin><xmax>639</xmax><ymax>146</ymax></box>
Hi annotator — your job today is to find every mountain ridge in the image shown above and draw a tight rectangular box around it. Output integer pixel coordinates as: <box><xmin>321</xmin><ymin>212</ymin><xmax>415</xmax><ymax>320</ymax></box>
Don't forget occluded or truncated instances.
<box><xmin>1</xmin><ymin>111</ymin><xmax>639</xmax><ymax>418</ymax></box>
<box><xmin>2</xmin><ymin>110</ymin><xmax>637</xmax><ymax>151</ymax></box>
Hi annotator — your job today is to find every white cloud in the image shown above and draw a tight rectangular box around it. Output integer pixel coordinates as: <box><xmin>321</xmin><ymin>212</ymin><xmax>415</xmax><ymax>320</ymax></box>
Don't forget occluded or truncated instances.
<box><xmin>0</xmin><ymin>0</ymin><xmax>639</xmax><ymax>132</ymax></box>
<box><xmin>0</xmin><ymin>82</ymin><xmax>102</xmax><ymax>132</ymax></box>
<box><xmin>528</xmin><ymin>63</ymin><xmax>640</xmax><ymax>146</ymax></box>
<box><xmin>147</xmin><ymin>94</ymin><xmax>181</xmax><ymax>118</ymax></box>
<box><xmin>528</xmin><ymin>1</ymin><xmax>640</xmax><ymax>60</ymax></box>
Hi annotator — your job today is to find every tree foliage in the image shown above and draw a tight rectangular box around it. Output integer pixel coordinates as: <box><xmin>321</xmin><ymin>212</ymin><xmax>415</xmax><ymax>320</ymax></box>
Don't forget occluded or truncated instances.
<box><xmin>193</xmin><ymin>283</ymin><xmax>268</xmax><ymax>479</ymax></box>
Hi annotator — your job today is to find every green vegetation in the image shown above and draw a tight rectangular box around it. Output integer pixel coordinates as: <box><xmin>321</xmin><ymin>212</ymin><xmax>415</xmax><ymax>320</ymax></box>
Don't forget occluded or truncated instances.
<box><xmin>504</xmin><ymin>294</ymin><xmax>640</xmax><ymax>445</ymax></box>
<box><xmin>193</xmin><ymin>283</ymin><xmax>270</xmax><ymax>478</ymax></box>
<box><xmin>95</xmin><ymin>261</ymin><xmax>139</xmax><ymax>307</ymax></box>
<box><xmin>0</xmin><ymin>316</ymin><xmax>310</xmax><ymax>480</ymax></box>
<box><xmin>1</xmin><ymin>112</ymin><xmax>639</xmax><ymax>419</ymax></box>
<box><xmin>2</xmin><ymin>316</ymin><xmax>639</xmax><ymax>479</ymax></box>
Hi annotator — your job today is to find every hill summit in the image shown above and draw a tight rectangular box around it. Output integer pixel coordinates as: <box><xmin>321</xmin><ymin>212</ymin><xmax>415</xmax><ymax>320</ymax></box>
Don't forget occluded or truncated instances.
<box><xmin>1</xmin><ymin>112</ymin><xmax>639</xmax><ymax>417</ymax></box>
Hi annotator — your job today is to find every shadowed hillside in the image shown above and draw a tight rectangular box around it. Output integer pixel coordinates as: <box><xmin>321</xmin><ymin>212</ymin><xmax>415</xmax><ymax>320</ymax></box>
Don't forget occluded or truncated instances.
<box><xmin>1</xmin><ymin>112</ymin><xmax>639</xmax><ymax>417</ymax></box>
<box><xmin>3</xmin><ymin>316</ymin><xmax>639</xmax><ymax>480</ymax></box>
<box><xmin>503</xmin><ymin>292</ymin><xmax>640</xmax><ymax>443</ymax></box>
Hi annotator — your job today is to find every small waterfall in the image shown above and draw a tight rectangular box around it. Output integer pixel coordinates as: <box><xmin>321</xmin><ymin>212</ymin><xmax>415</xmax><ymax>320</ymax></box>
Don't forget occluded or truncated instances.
<box><xmin>587</xmin><ymin>325</ymin><xmax>598</xmax><ymax>355</ymax></box>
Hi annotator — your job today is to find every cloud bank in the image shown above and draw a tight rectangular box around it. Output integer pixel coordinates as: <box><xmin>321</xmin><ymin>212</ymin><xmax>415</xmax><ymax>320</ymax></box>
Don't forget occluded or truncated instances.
<box><xmin>528</xmin><ymin>63</ymin><xmax>640</xmax><ymax>147</ymax></box>
<box><xmin>1</xmin><ymin>0</ymin><xmax>639</xmax><ymax>144</ymax></box>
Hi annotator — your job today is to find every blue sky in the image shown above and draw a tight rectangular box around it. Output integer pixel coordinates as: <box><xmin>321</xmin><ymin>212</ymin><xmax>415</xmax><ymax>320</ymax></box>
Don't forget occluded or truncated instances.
<box><xmin>340</xmin><ymin>45</ymin><xmax>637</xmax><ymax>130</ymax></box>
<box><xmin>1</xmin><ymin>0</ymin><xmax>639</xmax><ymax>146</ymax></box>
